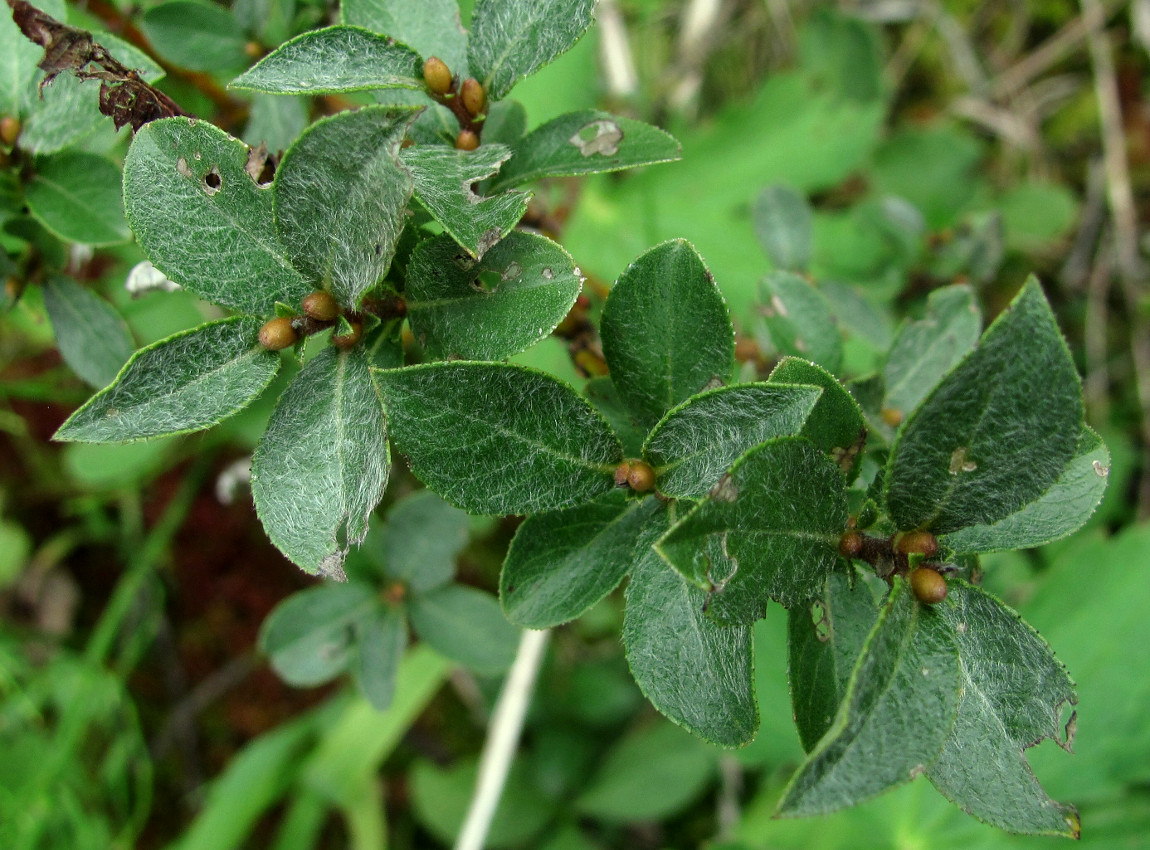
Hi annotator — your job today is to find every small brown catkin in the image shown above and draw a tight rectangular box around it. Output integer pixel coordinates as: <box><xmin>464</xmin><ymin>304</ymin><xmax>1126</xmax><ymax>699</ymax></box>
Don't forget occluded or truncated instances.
<box><xmin>460</xmin><ymin>78</ymin><xmax>487</xmax><ymax>117</ymax></box>
<box><xmin>455</xmin><ymin>130</ymin><xmax>480</xmax><ymax>151</ymax></box>
<box><xmin>895</xmin><ymin>529</ymin><xmax>939</xmax><ymax>557</ymax></box>
<box><xmin>258</xmin><ymin>316</ymin><xmax>298</xmax><ymax>350</ymax></box>
<box><xmin>626</xmin><ymin>461</ymin><xmax>656</xmax><ymax>493</ymax></box>
<box><xmin>331</xmin><ymin>320</ymin><xmax>363</xmax><ymax>350</ymax></box>
<box><xmin>910</xmin><ymin>567</ymin><xmax>948</xmax><ymax>605</ymax></box>
<box><xmin>838</xmin><ymin>530</ymin><xmax>863</xmax><ymax>558</ymax></box>
<box><xmin>423</xmin><ymin>56</ymin><xmax>453</xmax><ymax>95</ymax></box>
<box><xmin>302</xmin><ymin>290</ymin><xmax>340</xmax><ymax>322</ymax></box>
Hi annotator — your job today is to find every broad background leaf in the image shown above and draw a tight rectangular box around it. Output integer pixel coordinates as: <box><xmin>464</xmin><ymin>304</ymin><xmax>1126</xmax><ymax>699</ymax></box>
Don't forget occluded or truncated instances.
<box><xmin>259</xmin><ymin>584</ymin><xmax>377</xmax><ymax>686</ymax></box>
<box><xmin>341</xmin><ymin>0</ymin><xmax>469</xmax><ymax>76</ymax></box>
<box><xmin>758</xmin><ymin>272</ymin><xmax>842</xmax><ymax>373</ymax></box>
<box><xmin>408</xmin><ymin>585</ymin><xmax>519</xmax><ymax>675</ymax></box>
<box><xmin>142</xmin><ymin>0</ymin><xmax>249</xmax><ymax>72</ymax></box>
<box><xmin>753</xmin><ymin>184</ymin><xmax>812</xmax><ymax>271</ymax></box>
<box><xmin>363</xmin><ymin>490</ymin><xmax>469</xmax><ymax>592</ymax></box>
<box><xmin>25</xmin><ymin>153</ymin><xmax>129</xmax><ymax>246</ymax></box>
<box><xmin>42</xmin><ymin>276</ymin><xmax>134</xmax><ymax>389</ymax></box>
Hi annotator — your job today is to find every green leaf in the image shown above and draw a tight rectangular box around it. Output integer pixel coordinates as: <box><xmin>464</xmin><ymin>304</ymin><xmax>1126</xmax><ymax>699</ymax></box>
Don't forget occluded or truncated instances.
<box><xmin>243</xmin><ymin>95</ymin><xmax>309</xmax><ymax>152</ymax></box>
<box><xmin>776</xmin><ymin>579</ymin><xmax>961</xmax><ymax>817</ymax></box>
<box><xmin>656</xmin><ymin>437</ymin><xmax>847</xmax><ymax>624</ymax></box>
<box><xmin>758</xmin><ymin>272</ymin><xmax>842</xmax><ymax>373</ymax></box>
<box><xmin>273</xmin><ymin>106</ymin><xmax>414</xmax><ymax>308</ymax></box>
<box><xmin>467</xmin><ymin>0</ymin><xmax>596</xmax><ymax>100</ymax></box>
<box><xmin>885</xmin><ymin>278</ymin><xmax>1084</xmax><ymax>534</ymax></box>
<box><xmin>25</xmin><ymin>153</ymin><xmax>129</xmax><ymax>246</ymax></box>
<box><xmin>941</xmin><ymin>426</ymin><xmax>1109</xmax><ymax>554</ymax></box>
<box><xmin>259</xmin><ymin>583</ymin><xmax>377</xmax><ymax>686</ymax></box>
<box><xmin>342</xmin><ymin>0</ymin><xmax>468</xmax><ymax>77</ymax></box>
<box><xmin>926</xmin><ymin>581</ymin><xmax>1078</xmax><ymax>836</ymax></box>
<box><xmin>229</xmin><ymin>27</ymin><xmax>424</xmax><ymax>94</ymax></box>
<box><xmin>405</xmin><ymin>231</ymin><xmax>580</xmax><ymax>360</ymax></box>
<box><xmin>643</xmin><ymin>382</ymin><xmax>822</xmax><ymax>500</ymax></box>
<box><xmin>787</xmin><ymin>572</ymin><xmax>879</xmax><ymax>752</ymax></box>
<box><xmin>374</xmin><ymin>362</ymin><xmax>622</xmax><ymax>515</ymax></box>
<box><xmin>501</xmin><ymin>491</ymin><xmax>657</xmax><ymax>628</ymax></box>
<box><xmin>0</xmin><ymin>0</ymin><xmax>49</xmax><ymax>117</ymax></box>
<box><xmin>408</xmin><ymin>584</ymin><xmax>519</xmax><ymax>675</ymax></box>
<box><xmin>883</xmin><ymin>285</ymin><xmax>981</xmax><ymax>421</ymax></box>
<box><xmin>54</xmin><ymin>317</ymin><xmax>278</xmax><ymax>443</ymax></box>
<box><xmin>367</xmin><ymin>489</ymin><xmax>469</xmax><ymax>592</ymax></box>
<box><xmin>487</xmin><ymin>110</ymin><xmax>682</xmax><ymax>192</ymax></box>
<box><xmin>142</xmin><ymin>0</ymin><xmax>248</xmax><ymax>71</ymax></box>
<box><xmin>752</xmin><ymin>184</ymin><xmax>812</xmax><ymax>272</ymax></box>
<box><xmin>252</xmin><ymin>347</ymin><xmax>390</xmax><ymax>578</ymax></box>
<box><xmin>123</xmin><ymin>118</ymin><xmax>310</xmax><ymax>316</ymax></box>
<box><xmin>624</xmin><ymin>510</ymin><xmax>757</xmax><ymax>747</ymax></box>
<box><xmin>42</xmin><ymin>276</ymin><xmax>134</xmax><ymax>389</ymax></box>
<box><xmin>575</xmin><ymin>722</ymin><xmax>717</xmax><ymax>822</ymax></box>
<box><xmin>601</xmin><ymin>239</ymin><xmax>734</xmax><ymax>428</ymax></box>
<box><xmin>400</xmin><ymin>144</ymin><xmax>529</xmax><ymax>259</ymax></box>
<box><xmin>353</xmin><ymin>605</ymin><xmax>407</xmax><ymax>710</ymax></box>
<box><xmin>767</xmin><ymin>358</ymin><xmax>866</xmax><ymax>480</ymax></box>
<box><xmin>585</xmin><ymin>376</ymin><xmax>645</xmax><ymax>456</ymax></box>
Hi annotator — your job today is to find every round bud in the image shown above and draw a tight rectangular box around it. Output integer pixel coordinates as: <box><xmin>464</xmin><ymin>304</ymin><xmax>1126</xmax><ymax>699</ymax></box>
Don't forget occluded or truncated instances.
<box><xmin>331</xmin><ymin>320</ymin><xmax>363</xmax><ymax>349</ymax></box>
<box><xmin>455</xmin><ymin>130</ymin><xmax>480</xmax><ymax>151</ymax></box>
<box><xmin>895</xmin><ymin>530</ymin><xmax>940</xmax><ymax>558</ymax></box>
<box><xmin>258</xmin><ymin>316</ymin><xmax>298</xmax><ymax>350</ymax></box>
<box><xmin>302</xmin><ymin>290</ymin><xmax>340</xmax><ymax>322</ymax></box>
<box><xmin>460</xmin><ymin>78</ymin><xmax>487</xmax><ymax>117</ymax></box>
<box><xmin>0</xmin><ymin>116</ymin><xmax>20</xmax><ymax>146</ymax></box>
<box><xmin>613</xmin><ymin>462</ymin><xmax>632</xmax><ymax>487</ymax></box>
<box><xmin>734</xmin><ymin>337</ymin><xmax>760</xmax><ymax>362</ymax></box>
<box><xmin>838</xmin><ymin>530</ymin><xmax>863</xmax><ymax>558</ymax></box>
<box><xmin>626</xmin><ymin>460</ymin><xmax>656</xmax><ymax>493</ymax></box>
<box><xmin>880</xmin><ymin>407</ymin><xmax>903</xmax><ymax>428</ymax></box>
<box><xmin>423</xmin><ymin>56</ymin><xmax>453</xmax><ymax>95</ymax></box>
<box><xmin>910</xmin><ymin>567</ymin><xmax>948</xmax><ymax>605</ymax></box>
<box><xmin>244</xmin><ymin>41</ymin><xmax>263</xmax><ymax>59</ymax></box>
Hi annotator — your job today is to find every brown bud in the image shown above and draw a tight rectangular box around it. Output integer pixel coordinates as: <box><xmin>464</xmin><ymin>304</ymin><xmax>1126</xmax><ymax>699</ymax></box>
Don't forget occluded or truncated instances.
<box><xmin>423</xmin><ymin>56</ymin><xmax>453</xmax><ymax>95</ymax></box>
<box><xmin>460</xmin><ymin>77</ymin><xmax>486</xmax><ymax>117</ymax></box>
<box><xmin>301</xmin><ymin>290</ymin><xmax>340</xmax><ymax>322</ymax></box>
<box><xmin>258</xmin><ymin>316</ymin><xmax>298</xmax><ymax>350</ymax></box>
<box><xmin>734</xmin><ymin>337</ymin><xmax>760</xmax><ymax>363</ymax></box>
<box><xmin>880</xmin><ymin>408</ymin><xmax>903</xmax><ymax>428</ymax></box>
<box><xmin>331</xmin><ymin>320</ymin><xmax>363</xmax><ymax>349</ymax></box>
<box><xmin>910</xmin><ymin>567</ymin><xmax>948</xmax><ymax>605</ymax></box>
<box><xmin>838</xmin><ymin>530</ymin><xmax>863</xmax><ymax>558</ymax></box>
<box><xmin>626</xmin><ymin>460</ymin><xmax>656</xmax><ymax>493</ymax></box>
<box><xmin>895</xmin><ymin>530</ymin><xmax>939</xmax><ymax>558</ymax></box>
<box><xmin>5</xmin><ymin>276</ymin><xmax>25</xmax><ymax>303</ymax></box>
<box><xmin>244</xmin><ymin>41</ymin><xmax>263</xmax><ymax>59</ymax></box>
<box><xmin>0</xmin><ymin>116</ymin><xmax>20</xmax><ymax>146</ymax></box>
<box><xmin>614</xmin><ymin>462</ymin><xmax>632</xmax><ymax>487</ymax></box>
<box><xmin>455</xmin><ymin>129</ymin><xmax>480</xmax><ymax>151</ymax></box>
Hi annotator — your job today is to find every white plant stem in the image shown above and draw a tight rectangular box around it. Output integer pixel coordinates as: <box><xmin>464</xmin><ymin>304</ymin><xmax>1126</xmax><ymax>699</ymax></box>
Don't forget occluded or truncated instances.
<box><xmin>454</xmin><ymin>628</ymin><xmax>550</xmax><ymax>850</ymax></box>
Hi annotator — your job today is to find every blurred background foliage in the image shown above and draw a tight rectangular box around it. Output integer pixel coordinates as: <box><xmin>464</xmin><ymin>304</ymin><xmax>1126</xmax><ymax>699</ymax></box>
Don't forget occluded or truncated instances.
<box><xmin>1</xmin><ymin>0</ymin><xmax>1149</xmax><ymax>847</ymax></box>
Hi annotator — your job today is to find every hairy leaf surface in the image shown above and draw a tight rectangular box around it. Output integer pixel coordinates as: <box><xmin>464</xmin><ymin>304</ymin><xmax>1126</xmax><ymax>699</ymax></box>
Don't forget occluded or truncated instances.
<box><xmin>405</xmin><ymin>231</ymin><xmax>580</xmax><ymax>360</ymax></box>
<box><xmin>777</xmin><ymin>579</ymin><xmax>961</xmax><ymax>816</ymax></box>
<box><xmin>54</xmin><ymin>317</ymin><xmax>277</xmax><ymax>442</ymax></box>
<box><xmin>488</xmin><ymin>110</ymin><xmax>681</xmax><ymax>191</ymax></box>
<box><xmin>400</xmin><ymin>145</ymin><xmax>529</xmax><ymax>259</ymax></box>
<box><xmin>467</xmin><ymin>0</ymin><xmax>596</xmax><ymax>100</ymax></box>
<box><xmin>123</xmin><ymin>118</ymin><xmax>309</xmax><ymax>315</ymax></box>
<box><xmin>883</xmin><ymin>285</ymin><xmax>981</xmax><ymax>421</ymax></box>
<box><xmin>274</xmin><ymin>107</ymin><xmax>415</xmax><ymax>308</ymax></box>
<box><xmin>768</xmin><ymin>357</ymin><xmax>865</xmax><ymax>480</ymax></box>
<box><xmin>501</xmin><ymin>491</ymin><xmax>658</xmax><ymax>628</ymax></box>
<box><xmin>342</xmin><ymin>0</ymin><xmax>468</xmax><ymax>75</ymax></box>
<box><xmin>252</xmin><ymin>348</ymin><xmax>389</xmax><ymax>578</ymax></box>
<box><xmin>375</xmin><ymin>362</ymin><xmax>622</xmax><ymax>515</ymax></box>
<box><xmin>230</xmin><ymin>26</ymin><xmax>423</xmax><ymax>94</ymax></box>
<box><xmin>624</xmin><ymin>509</ymin><xmax>757</xmax><ymax>747</ymax></box>
<box><xmin>885</xmin><ymin>279</ymin><xmax>1083</xmax><ymax>534</ymax></box>
<box><xmin>643</xmin><ymin>382</ymin><xmax>822</xmax><ymax>499</ymax></box>
<box><xmin>656</xmin><ymin>437</ymin><xmax>847</xmax><ymax>624</ymax></box>
<box><xmin>927</xmin><ymin>581</ymin><xmax>1078</xmax><ymax>836</ymax></box>
<box><xmin>601</xmin><ymin>239</ymin><xmax>734</xmax><ymax>428</ymax></box>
